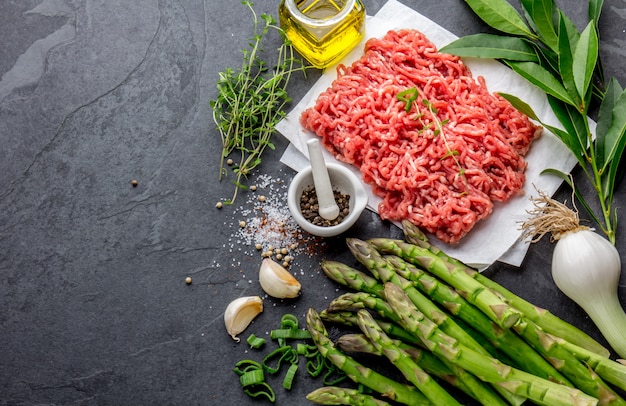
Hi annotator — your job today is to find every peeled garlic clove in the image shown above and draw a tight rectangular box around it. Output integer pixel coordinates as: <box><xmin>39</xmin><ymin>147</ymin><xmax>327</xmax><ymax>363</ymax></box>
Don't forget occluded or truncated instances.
<box><xmin>259</xmin><ymin>258</ymin><xmax>301</xmax><ymax>299</ymax></box>
<box><xmin>224</xmin><ymin>295</ymin><xmax>263</xmax><ymax>342</ymax></box>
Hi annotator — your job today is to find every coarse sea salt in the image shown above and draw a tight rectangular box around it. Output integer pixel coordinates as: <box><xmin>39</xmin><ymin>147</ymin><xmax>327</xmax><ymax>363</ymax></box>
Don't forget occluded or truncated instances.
<box><xmin>217</xmin><ymin>172</ymin><xmax>324</xmax><ymax>288</ymax></box>
<box><xmin>231</xmin><ymin>173</ymin><xmax>318</xmax><ymax>255</ymax></box>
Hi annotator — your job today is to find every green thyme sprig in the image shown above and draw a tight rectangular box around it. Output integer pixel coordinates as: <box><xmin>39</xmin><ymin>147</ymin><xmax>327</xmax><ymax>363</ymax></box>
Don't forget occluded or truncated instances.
<box><xmin>210</xmin><ymin>1</ymin><xmax>306</xmax><ymax>204</ymax></box>
<box><xmin>396</xmin><ymin>87</ymin><xmax>465</xmax><ymax>185</ymax></box>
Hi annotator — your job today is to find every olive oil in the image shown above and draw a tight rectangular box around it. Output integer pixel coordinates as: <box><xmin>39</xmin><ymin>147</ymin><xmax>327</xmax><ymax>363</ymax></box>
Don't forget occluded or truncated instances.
<box><xmin>279</xmin><ymin>0</ymin><xmax>365</xmax><ymax>69</ymax></box>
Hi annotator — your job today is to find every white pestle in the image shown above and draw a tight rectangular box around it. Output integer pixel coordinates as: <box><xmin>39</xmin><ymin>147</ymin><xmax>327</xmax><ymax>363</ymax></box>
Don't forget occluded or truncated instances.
<box><xmin>306</xmin><ymin>138</ymin><xmax>340</xmax><ymax>220</ymax></box>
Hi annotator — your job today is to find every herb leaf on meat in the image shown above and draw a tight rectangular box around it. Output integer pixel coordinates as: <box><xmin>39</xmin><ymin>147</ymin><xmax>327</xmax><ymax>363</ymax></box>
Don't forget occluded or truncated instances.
<box><xmin>397</xmin><ymin>88</ymin><xmax>466</xmax><ymax>184</ymax></box>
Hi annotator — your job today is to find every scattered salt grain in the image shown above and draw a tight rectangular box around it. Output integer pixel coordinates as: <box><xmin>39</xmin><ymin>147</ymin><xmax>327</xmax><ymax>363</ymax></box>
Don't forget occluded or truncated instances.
<box><xmin>231</xmin><ymin>173</ymin><xmax>319</xmax><ymax>258</ymax></box>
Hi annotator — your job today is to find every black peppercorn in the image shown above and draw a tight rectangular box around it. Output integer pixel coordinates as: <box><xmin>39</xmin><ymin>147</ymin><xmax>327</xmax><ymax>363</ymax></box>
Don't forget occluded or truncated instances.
<box><xmin>300</xmin><ymin>186</ymin><xmax>351</xmax><ymax>227</ymax></box>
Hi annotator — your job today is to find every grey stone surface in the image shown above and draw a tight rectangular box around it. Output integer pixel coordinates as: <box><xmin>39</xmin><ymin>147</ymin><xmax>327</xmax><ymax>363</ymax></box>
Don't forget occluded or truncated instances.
<box><xmin>1</xmin><ymin>0</ymin><xmax>625</xmax><ymax>404</ymax></box>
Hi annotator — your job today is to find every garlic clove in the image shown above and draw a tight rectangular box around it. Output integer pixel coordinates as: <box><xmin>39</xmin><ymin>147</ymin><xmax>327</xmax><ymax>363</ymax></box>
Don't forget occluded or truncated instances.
<box><xmin>224</xmin><ymin>295</ymin><xmax>263</xmax><ymax>342</ymax></box>
<box><xmin>259</xmin><ymin>258</ymin><xmax>302</xmax><ymax>299</ymax></box>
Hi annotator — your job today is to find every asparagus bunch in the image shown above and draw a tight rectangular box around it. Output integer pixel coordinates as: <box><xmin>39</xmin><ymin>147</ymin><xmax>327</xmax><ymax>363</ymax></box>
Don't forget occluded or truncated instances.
<box><xmin>304</xmin><ymin>226</ymin><xmax>626</xmax><ymax>405</ymax></box>
<box><xmin>380</xmin><ymin>253</ymin><xmax>624</xmax><ymax>401</ymax></box>
<box><xmin>335</xmin><ymin>332</ymin><xmax>508</xmax><ymax>406</ymax></box>
<box><xmin>355</xmin><ymin>309</ymin><xmax>462</xmax><ymax>405</ymax></box>
<box><xmin>382</xmin><ymin>283</ymin><xmax>598</xmax><ymax>406</ymax></box>
<box><xmin>400</xmin><ymin>219</ymin><xmax>610</xmax><ymax>357</ymax></box>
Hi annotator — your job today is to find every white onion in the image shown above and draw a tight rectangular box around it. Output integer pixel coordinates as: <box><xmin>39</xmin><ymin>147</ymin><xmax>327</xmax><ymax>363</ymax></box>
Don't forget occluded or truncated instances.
<box><xmin>522</xmin><ymin>190</ymin><xmax>626</xmax><ymax>359</ymax></box>
<box><xmin>551</xmin><ymin>228</ymin><xmax>626</xmax><ymax>359</ymax></box>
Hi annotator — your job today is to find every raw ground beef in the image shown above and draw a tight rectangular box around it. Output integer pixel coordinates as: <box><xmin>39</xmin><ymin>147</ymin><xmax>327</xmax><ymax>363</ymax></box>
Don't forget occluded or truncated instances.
<box><xmin>300</xmin><ymin>29</ymin><xmax>541</xmax><ymax>244</ymax></box>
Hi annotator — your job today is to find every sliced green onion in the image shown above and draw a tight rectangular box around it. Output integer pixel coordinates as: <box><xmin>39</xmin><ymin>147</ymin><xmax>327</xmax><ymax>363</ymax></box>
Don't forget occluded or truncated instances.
<box><xmin>279</xmin><ymin>313</ymin><xmax>299</xmax><ymax>329</ymax></box>
<box><xmin>270</xmin><ymin>328</ymin><xmax>312</xmax><ymax>341</ymax></box>
<box><xmin>305</xmin><ymin>352</ymin><xmax>325</xmax><ymax>377</ymax></box>
<box><xmin>283</xmin><ymin>363</ymin><xmax>299</xmax><ymax>390</ymax></box>
<box><xmin>233</xmin><ymin>359</ymin><xmax>263</xmax><ymax>375</ymax></box>
<box><xmin>322</xmin><ymin>357</ymin><xmax>347</xmax><ymax>385</ymax></box>
<box><xmin>233</xmin><ymin>359</ymin><xmax>276</xmax><ymax>402</ymax></box>
<box><xmin>239</xmin><ymin>368</ymin><xmax>265</xmax><ymax>387</ymax></box>
<box><xmin>262</xmin><ymin>346</ymin><xmax>298</xmax><ymax>374</ymax></box>
<box><xmin>243</xmin><ymin>382</ymin><xmax>276</xmax><ymax>402</ymax></box>
<box><xmin>271</xmin><ymin>313</ymin><xmax>309</xmax><ymax>346</ymax></box>
<box><xmin>234</xmin><ymin>313</ymin><xmax>331</xmax><ymax>402</ymax></box>
<box><xmin>296</xmin><ymin>343</ymin><xmax>318</xmax><ymax>357</ymax></box>
<box><xmin>246</xmin><ymin>333</ymin><xmax>266</xmax><ymax>349</ymax></box>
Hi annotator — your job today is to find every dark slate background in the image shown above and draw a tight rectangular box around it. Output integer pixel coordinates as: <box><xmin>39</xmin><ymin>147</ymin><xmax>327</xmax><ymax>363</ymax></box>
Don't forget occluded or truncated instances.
<box><xmin>1</xmin><ymin>0</ymin><xmax>625</xmax><ymax>404</ymax></box>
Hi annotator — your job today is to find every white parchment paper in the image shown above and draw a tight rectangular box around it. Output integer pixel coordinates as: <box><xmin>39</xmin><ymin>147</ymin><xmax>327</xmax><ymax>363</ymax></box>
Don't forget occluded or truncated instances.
<box><xmin>276</xmin><ymin>0</ymin><xmax>579</xmax><ymax>269</ymax></box>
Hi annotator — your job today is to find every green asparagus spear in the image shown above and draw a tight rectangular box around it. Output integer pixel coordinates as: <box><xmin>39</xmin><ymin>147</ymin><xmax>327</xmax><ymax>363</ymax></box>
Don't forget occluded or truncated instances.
<box><xmin>384</xmin><ymin>254</ymin><xmax>571</xmax><ymax>385</ymax></box>
<box><xmin>306</xmin><ymin>308</ymin><xmax>432</xmax><ymax>405</ymax></box>
<box><xmin>320</xmin><ymin>310</ymin><xmax>422</xmax><ymax>347</ymax></box>
<box><xmin>335</xmin><ymin>333</ymin><xmax>452</xmax><ymax>378</ymax></box>
<box><xmin>401</xmin><ymin>220</ymin><xmax>431</xmax><ymax>247</ymax></box>
<box><xmin>327</xmin><ymin>292</ymin><xmax>401</xmax><ymax>324</ymax></box>
<box><xmin>381</xmin><ymin>250</ymin><xmax>624</xmax><ymax>404</ymax></box>
<box><xmin>355</xmin><ymin>309</ymin><xmax>462</xmax><ymax>406</ymax></box>
<box><xmin>400</xmin><ymin>220</ymin><xmax>609</xmax><ymax>357</ymax></box>
<box><xmin>367</xmin><ymin>238</ymin><xmax>521</xmax><ymax>329</ymax></box>
<box><xmin>335</xmin><ymin>332</ymin><xmax>508</xmax><ymax>406</ymax></box>
<box><xmin>327</xmin><ymin>247</ymin><xmax>524</xmax><ymax>405</ymax></box>
<box><xmin>512</xmin><ymin>318</ymin><xmax>626</xmax><ymax>405</ymax></box>
<box><xmin>476</xmin><ymin>273</ymin><xmax>611</xmax><ymax>357</ymax></box>
<box><xmin>321</xmin><ymin>260</ymin><xmax>385</xmax><ymax>297</ymax></box>
<box><xmin>306</xmin><ymin>386</ymin><xmax>392</xmax><ymax>405</ymax></box>
<box><xmin>383</xmin><ymin>282</ymin><xmax>600</xmax><ymax>406</ymax></box>
<box><xmin>554</xmin><ymin>335</ymin><xmax>626</xmax><ymax>391</ymax></box>
<box><xmin>401</xmin><ymin>222</ymin><xmax>622</xmax><ymax>395</ymax></box>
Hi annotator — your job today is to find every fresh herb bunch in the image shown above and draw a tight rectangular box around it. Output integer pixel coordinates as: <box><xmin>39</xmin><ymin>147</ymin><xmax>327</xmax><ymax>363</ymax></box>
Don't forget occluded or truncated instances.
<box><xmin>440</xmin><ymin>0</ymin><xmax>626</xmax><ymax>244</ymax></box>
<box><xmin>210</xmin><ymin>1</ymin><xmax>304</xmax><ymax>204</ymax></box>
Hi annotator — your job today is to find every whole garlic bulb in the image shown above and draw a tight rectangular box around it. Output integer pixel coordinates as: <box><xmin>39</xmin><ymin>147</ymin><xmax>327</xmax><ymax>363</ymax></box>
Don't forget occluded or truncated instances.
<box><xmin>259</xmin><ymin>258</ymin><xmax>301</xmax><ymax>299</ymax></box>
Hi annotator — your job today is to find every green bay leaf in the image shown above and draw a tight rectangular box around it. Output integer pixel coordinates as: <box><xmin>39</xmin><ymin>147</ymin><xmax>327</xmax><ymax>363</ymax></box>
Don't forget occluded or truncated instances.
<box><xmin>589</xmin><ymin>0</ymin><xmax>604</xmax><ymax>27</ymax></box>
<box><xmin>572</xmin><ymin>21</ymin><xmax>599</xmax><ymax>106</ymax></box>
<box><xmin>440</xmin><ymin>34</ymin><xmax>539</xmax><ymax>61</ymax></box>
<box><xmin>547</xmin><ymin>95</ymin><xmax>589</xmax><ymax>158</ymax></box>
<box><xmin>557</xmin><ymin>14</ymin><xmax>581</xmax><ymax>109</ymax></box>
<box><xmin>595</xmin><ymin>77</ymin><xmax>623</xmax><ymax>168</ymax></box>
<box><xmin>463</xmin><ymin>0</ymin><xmax>535</xmax><ymax>37</ymax></box>
<box><xmin>496</xmin><ymin>93</ymin><xmax>539</xmax><ymax>121</ymax></box>
<box><xmin>498</xmin><ymin>92</ymin><xmax>586</xmax><ymax>166</ymax></box>
<box><xmin>505</xmin><ymin>61</ymin><xmax>576</xmax><ymax>107</ymax></box>
<box><xmin>599</xmin><ymin>85</ymin><xmax>626</xmax><ymax>174</ymax></box>
<box><xmin>520</xmin><ymin>0</ymin><xmax>558</xmax><ymax>51</ymax></box>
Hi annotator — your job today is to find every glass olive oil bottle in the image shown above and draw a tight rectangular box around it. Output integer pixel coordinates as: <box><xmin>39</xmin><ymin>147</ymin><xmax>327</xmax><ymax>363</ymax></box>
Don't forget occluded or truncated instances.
<box><xmin>279</xmin><ymin>0</ymin><xmax>365</xmax><ymax>69</ymax></box>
